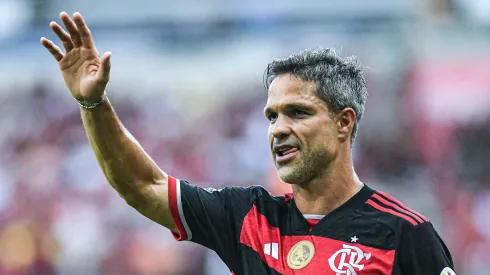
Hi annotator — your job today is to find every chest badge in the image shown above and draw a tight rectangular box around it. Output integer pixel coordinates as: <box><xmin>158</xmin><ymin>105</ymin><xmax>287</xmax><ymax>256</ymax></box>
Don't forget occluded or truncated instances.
<box><xmin>287</xmin><ymin>240</ymin><xmax>315</xmax><ymax>270</ymax></box>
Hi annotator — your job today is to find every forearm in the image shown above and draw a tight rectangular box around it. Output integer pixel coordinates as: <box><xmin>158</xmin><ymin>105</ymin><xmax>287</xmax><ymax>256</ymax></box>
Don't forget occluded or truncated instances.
<box><xmin>80</xmin><ymin>98</ymin><xmax>167</xmax><ymax>206</ymax></box>
<box><xmin>42</xmin><ymin>12</ymin><xmax>175</xmax><ymax>229</ymax></box>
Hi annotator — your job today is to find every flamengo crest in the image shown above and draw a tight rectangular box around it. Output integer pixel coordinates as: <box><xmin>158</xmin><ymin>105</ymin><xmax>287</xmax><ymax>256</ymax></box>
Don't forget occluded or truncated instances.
<box><xmin>328</xmin><ymin>244</ymin><xmax>371</xmax><ymax>275</ymax></box>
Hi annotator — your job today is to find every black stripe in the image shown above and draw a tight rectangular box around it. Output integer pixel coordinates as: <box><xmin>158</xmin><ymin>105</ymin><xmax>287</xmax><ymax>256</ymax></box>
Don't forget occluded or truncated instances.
<box><xmin>238</xmin><ymin>245</ymin><xmax>285</xmax><ymax>275</ymax></box>
<box><xmin>374</xmin><ymin>191</ymin><xmax>426</xmax><ymax>222</ymax></box>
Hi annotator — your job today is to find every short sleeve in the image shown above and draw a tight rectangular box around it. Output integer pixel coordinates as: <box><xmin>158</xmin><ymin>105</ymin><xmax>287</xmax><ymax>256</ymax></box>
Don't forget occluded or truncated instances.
<box><xmin>167</xmin><ymin>176</ymin><xmax>255</xmax><ymax>269</ymax></box>
<box><xmin>397</xmin><ymin>222</ymin><xmax>455</xmax><ymax>274</ymax></box>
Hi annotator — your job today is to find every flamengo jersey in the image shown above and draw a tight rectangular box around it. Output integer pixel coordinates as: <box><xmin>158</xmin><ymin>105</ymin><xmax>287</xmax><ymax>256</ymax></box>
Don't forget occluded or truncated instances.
<box><xmin>167</xmin><ymin>177</ymin><xmax>455</xmax><ymax>275</ymax></box>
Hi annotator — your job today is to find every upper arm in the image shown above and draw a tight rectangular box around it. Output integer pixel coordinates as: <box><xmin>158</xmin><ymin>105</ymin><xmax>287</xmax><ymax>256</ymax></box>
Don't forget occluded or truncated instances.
<box><xmin>396</xmin><ymin>222</ymin><xmax>455</xmax><ymax>274</ymax></box>
<box><xmin>131</xmin><ymin>174</ymin><xmax>256</xmax><ymax>270</ymax></box>
<box><xmin>126</xmin><ymin>172</ymin><xmax>178</xmax><ymax>232</ymax></box>
<box><xmin>166</xmin><ymin>176</ymin><xmax>255</xmax><ymax>270</ymax></box>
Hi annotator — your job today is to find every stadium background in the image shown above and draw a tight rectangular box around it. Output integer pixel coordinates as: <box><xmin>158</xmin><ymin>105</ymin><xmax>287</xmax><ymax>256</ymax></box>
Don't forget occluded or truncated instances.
<box><xmin>0</xmin><ymin>0</ymin><xmax>489</xmax><ymax>274</ymax></box>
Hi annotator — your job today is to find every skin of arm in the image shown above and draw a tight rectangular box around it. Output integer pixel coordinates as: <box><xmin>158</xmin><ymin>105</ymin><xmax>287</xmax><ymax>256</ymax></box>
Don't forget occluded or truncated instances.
<box><xmin>81</xmin><ymin>100</ymin><xmax>176</xmax><ymax>232</ymax></box>
<box><xmin>41</xmin><ymin>12</ymin><xmax>177</xmax><ymax>232</ymax></box>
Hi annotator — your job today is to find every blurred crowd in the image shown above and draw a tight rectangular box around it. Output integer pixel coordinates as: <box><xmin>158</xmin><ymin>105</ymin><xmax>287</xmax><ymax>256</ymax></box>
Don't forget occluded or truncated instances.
<box><xmin>0</xmin><ymin>68</ymin><xmax>489</xmax><ymax>274</ymax></box>
<box><xmin>0</xmin><ymin>83</ymin><xmax>273</xmax><ymax>275</ymax></box>
<box><xmin>0</xmin><ymin>0</ymin><xmax>490</xmax><ymax>274</ymax></box>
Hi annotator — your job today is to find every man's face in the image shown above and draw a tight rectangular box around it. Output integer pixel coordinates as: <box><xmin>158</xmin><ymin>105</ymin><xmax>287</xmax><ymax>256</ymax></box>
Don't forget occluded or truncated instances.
<box><xmin>264</xmin><ymin>74</ymin><xmax>340</xmax><ymax>185</ymax></box>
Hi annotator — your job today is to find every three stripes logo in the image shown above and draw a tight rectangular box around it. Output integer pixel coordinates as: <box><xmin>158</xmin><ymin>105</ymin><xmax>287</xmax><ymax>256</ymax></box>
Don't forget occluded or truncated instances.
<box><xmin>366</xmin><ymin>191</ymin><xmax>429</xmax><ymax>226</ymax></box>
<box><xmin>264</xmin><ymin>243</ymin><xmax>279</xmax><ymax>260</ymax></box>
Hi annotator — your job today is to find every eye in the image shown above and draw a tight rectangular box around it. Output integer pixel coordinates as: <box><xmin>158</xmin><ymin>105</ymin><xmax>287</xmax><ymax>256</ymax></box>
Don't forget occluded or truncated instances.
<box><xmin>292</xmin><ymin>109</ymin><xmax>308</xmax><ymax>117</ymax></box>
<box><xmin>267</xmin><ymin>113</ymin><xmax>278</xmax><ymax>122</ymax></box>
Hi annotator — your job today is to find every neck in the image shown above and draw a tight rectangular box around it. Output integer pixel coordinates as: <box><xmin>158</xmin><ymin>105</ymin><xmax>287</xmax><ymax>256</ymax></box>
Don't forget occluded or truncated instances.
<box><xmin>292</xmin><ymin>152</ymin><xmax>363</xmax><ymax>216</ymax></box>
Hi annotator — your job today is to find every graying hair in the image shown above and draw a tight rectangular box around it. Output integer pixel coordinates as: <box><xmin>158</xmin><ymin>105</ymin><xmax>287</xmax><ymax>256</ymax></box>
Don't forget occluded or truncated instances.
<box><xmin>265</xmin><ymin>48</ymin><xmax>367</xmax><ymax>147</ymax></box>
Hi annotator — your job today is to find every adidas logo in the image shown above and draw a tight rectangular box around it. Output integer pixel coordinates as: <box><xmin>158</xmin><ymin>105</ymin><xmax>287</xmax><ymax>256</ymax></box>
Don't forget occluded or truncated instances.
<box><xmin>264</xmin><ymin>243</ymin><xmax>279</xmax><ymax>260</ymax></box>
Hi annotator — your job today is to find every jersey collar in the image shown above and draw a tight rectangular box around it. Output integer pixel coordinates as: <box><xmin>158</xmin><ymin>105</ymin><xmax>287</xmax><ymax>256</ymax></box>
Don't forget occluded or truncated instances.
<box><xmin>288</xmin><ymin>184</ymin><xmax>375</xmax><ymax>233</ymax></box>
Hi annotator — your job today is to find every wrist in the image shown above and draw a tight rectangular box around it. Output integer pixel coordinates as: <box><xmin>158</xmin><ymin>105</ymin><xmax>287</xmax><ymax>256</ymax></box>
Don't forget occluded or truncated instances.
<box><xmin>76</xmin><ymin>92</ymin><xmax>107</xmax><ymax>109</ymax></box>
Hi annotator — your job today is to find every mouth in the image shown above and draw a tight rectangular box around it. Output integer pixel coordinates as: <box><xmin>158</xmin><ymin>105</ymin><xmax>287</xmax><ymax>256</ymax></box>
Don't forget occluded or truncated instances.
<box><xmin>274</xmin><ymin>145</ymin><xmax>299</xmax><ymax>163</ymax></box>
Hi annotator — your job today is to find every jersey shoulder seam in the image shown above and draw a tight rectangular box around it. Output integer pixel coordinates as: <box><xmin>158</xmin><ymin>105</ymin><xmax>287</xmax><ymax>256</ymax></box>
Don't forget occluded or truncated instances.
<box><xmin>355</xmin><ymin>208</ymin><xmax>398</xmax><ymax>235</ymax></box>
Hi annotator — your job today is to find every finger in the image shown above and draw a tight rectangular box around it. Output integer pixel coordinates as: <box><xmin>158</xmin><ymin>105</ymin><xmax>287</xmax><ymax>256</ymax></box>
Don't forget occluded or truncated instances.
<box><xmin>40</xmin><ymin>37</ymin><xmax>64</xmax><ymax>62</ymax></box>
<box><xmin>73</xmin><ymin>12</ymin><xmax>95</xmax><ymax>49</ymax></box>
<box><xmin>49</xmin><ymin>21</ymin><xmax>74</xmax><ymax>52</ymax></box>
<box><xmin>59</xmin><ymin>11</ymin><xmax>82</xmax><ymax>47</ymax></box>
<box><xmin>96</xmin><ymin>52</ymin><xmax>112</xmax><ymax>84</ymax></box>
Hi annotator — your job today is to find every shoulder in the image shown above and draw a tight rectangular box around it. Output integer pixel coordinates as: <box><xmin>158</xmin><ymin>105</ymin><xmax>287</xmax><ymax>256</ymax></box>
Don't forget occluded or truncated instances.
<box><xmin>359</xmin><ymin>188</ymin><xmax>430</xmax><ymax>231</ymax></box>
<box><xmin>193</xmin><ymin>183</ymin><xmax>285</xmax><ymax>206</ymax></box>
<box><xmin>237</xmin><ymin>184</ymin><xmax>290</xmax><ymax>204</ymax></box>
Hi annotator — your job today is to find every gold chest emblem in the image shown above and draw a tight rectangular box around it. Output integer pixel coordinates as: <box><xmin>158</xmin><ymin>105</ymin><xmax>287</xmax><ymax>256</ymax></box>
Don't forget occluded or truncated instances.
<box><xmin>287</xmin><ymin>240</ymin><xmax>315</xmax><ymax>270</ymax></box>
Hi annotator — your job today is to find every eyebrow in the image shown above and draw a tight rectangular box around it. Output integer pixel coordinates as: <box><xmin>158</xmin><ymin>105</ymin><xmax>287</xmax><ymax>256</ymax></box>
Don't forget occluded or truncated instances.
<box><xmin>264</xmin><ymin>102</ymin><xmax>313</xmax><ymax>115</ymax></box>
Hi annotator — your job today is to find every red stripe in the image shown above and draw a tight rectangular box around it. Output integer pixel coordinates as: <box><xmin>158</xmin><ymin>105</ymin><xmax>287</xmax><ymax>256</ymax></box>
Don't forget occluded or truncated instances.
<box><xmin>240</xmin><ymin>205</ymin><xmax>284</xmax><ymax>273</ymax></box>
<box><xmin>305</xmin><ymin>218</ymin><xmax>321</xmax><ymax>230</ymax></box>
<box><xmin>240</xmin><ymin>205</ymin><xmax>395</xmax><ymax>274</ymax></box>
<box><xmin>366</xmin><ymin>199</ymin><xmax>418</xmax><ymax>226</ymax></box>
<box><xmin>376</xmin><ymin>191</ymin><xmax>429</xmax><ymax>222</ymax></box>
<box><xmin>371</xmin><ymin>194</ymin><xmax>424</xmax><ymax>224</ymax></box>
<box><xmin>284</xmin><ymin>193</ymin><xmax>293</xmax><ymax>203</ymax></box>
<box><xmin>167</xmin><ymin>176</ymin><xmax>188</xmax><ymax>241</ymax></box>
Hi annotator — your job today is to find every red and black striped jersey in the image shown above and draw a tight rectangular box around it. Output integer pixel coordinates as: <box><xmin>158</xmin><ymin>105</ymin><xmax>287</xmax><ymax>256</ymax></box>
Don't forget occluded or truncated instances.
<box><xmin>167</xmin><ymin>176</ymin><xmax>455</xmax><ymax>275</ymax></box>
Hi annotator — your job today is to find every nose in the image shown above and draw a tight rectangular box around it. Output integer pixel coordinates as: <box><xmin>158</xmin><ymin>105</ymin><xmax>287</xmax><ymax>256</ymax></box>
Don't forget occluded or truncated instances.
<box><xmin>270</xmin><ymin>115</ymin><xmax>292</xmax><ymax>140</ymax></box>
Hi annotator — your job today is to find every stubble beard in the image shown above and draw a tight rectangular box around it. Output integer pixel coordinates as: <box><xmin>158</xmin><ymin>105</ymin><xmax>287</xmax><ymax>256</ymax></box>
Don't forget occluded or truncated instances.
<box><xmin>276</xmin><ymin>149</ymin><xmax>330</xmax><ymax>186</ymax></box>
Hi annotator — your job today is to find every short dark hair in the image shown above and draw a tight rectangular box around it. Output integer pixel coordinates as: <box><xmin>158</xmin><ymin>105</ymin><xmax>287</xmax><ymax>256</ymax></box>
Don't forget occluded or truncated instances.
<box><xmin>265</xmin><ymin>48</ymin><xmax>367</xmax><ymax>147</ymax></box>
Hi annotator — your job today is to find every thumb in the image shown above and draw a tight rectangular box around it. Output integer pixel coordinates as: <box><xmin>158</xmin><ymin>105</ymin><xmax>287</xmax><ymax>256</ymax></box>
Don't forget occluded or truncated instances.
<box><xmin>97</xmin><ymin>51</ymin><xmax>112</xmax><ymax>84</ymax></box>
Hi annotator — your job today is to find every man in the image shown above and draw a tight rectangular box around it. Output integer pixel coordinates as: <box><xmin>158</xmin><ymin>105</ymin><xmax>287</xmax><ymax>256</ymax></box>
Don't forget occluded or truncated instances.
<box><xmin>41</xmin><ymin>12</ymin><xmax>455</xmax><ymax>275</ymax></box>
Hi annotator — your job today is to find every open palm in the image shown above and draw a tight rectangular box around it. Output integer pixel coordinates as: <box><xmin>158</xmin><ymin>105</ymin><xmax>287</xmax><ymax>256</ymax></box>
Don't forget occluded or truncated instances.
<box><xmin>41</xmin><ymin>12</ymin><xmax>111</xmax><ymax>103</ymax></box>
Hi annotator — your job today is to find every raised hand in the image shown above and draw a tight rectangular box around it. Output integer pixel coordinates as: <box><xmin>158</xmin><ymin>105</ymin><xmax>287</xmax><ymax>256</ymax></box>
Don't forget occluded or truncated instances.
<box><xmin>41</xmin><ymin>12</ymin><xmax>111</xmax><ymax>103</ymax></box>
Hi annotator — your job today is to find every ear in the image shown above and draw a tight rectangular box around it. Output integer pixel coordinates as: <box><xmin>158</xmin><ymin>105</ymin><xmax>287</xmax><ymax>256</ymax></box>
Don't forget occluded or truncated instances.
<box><xmin>336</xmin><ymin>108</ymin><xmax>356</xmax><ymax>143</ymax></box>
